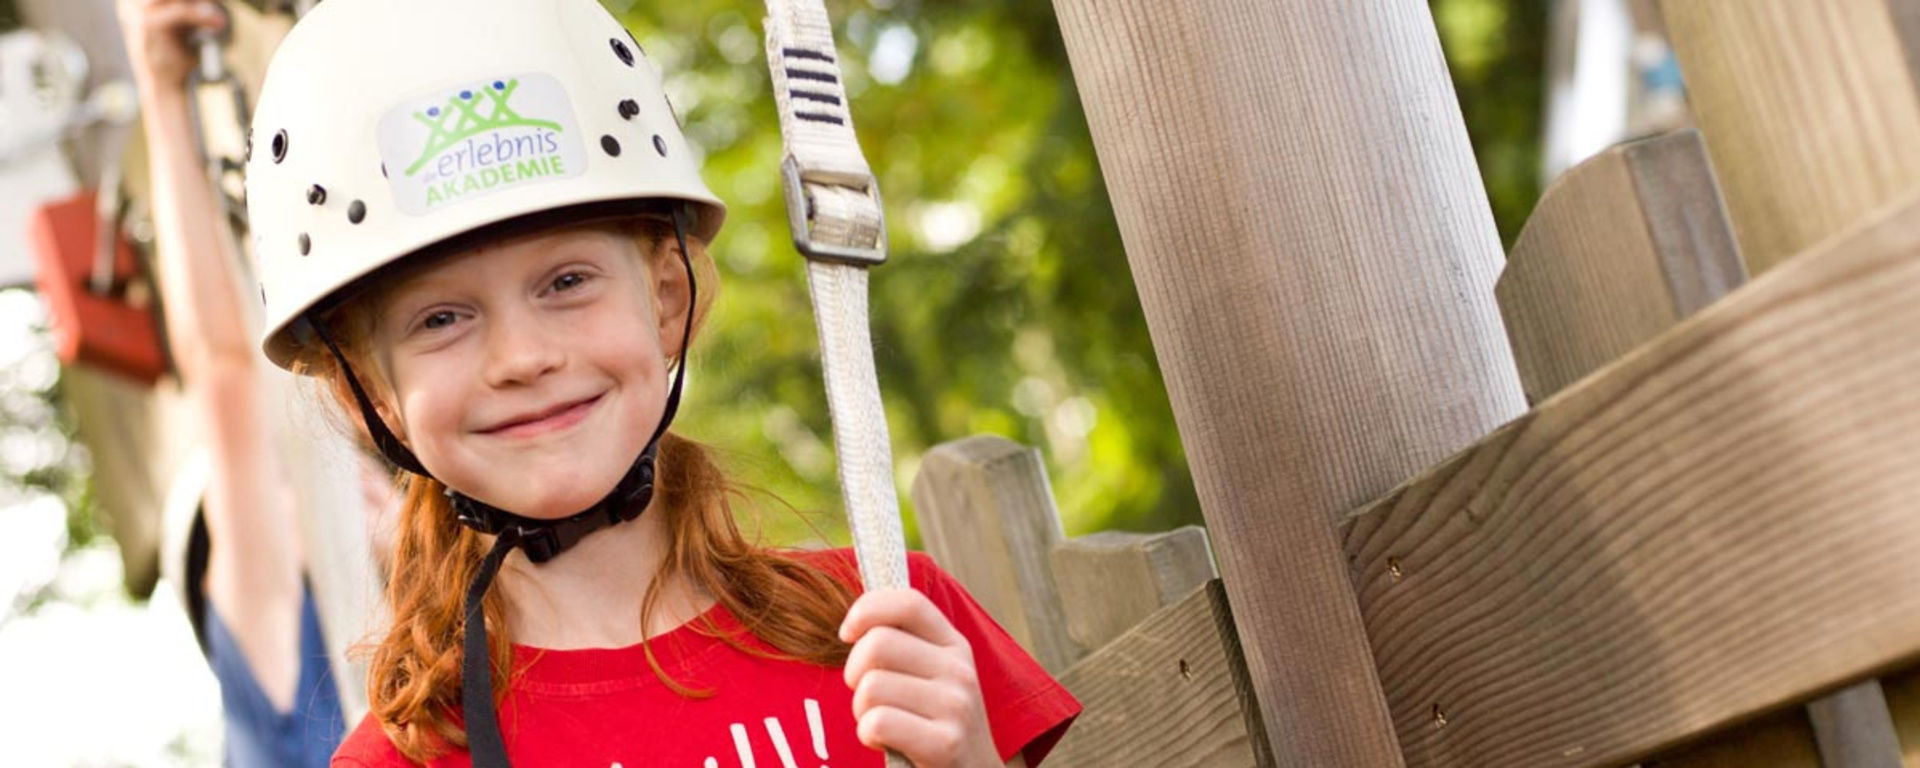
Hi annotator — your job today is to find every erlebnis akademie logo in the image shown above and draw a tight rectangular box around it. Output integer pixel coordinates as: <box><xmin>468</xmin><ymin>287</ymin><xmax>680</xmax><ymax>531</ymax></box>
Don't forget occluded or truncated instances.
<box><xmin>378</xmin><ymin>73</ymin><xmax>586</xmax><ymax>215</ymax></box>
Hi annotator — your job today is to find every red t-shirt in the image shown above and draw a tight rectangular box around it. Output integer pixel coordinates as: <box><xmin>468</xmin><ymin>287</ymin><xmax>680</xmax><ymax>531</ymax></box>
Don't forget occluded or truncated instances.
<box><xmin>333</xmin><ymin>550</ymin><xmax>1080</xmax><ymax>767</ymax></box>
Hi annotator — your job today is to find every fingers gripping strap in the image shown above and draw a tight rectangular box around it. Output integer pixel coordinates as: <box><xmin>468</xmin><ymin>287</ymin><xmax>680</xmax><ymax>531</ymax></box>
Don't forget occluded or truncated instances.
<box><xmin>766</xmin><ymin>2</ymin><xmax>912</xmax><ymax>748</ymax></box>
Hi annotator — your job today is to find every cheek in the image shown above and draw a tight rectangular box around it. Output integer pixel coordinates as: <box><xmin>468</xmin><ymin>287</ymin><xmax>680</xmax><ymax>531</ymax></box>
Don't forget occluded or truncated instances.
<box><xmin>386</xmin><ymin>358</ymin><xmax>461</xmax><ymax>448</ymax></box>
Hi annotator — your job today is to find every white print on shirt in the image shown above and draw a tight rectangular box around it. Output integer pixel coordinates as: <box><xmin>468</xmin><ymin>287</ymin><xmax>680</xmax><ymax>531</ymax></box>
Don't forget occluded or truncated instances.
<box><xmin>663</xmin><ymin>697</ymin><xmax>832</xmax><ymax>768</ymax></box>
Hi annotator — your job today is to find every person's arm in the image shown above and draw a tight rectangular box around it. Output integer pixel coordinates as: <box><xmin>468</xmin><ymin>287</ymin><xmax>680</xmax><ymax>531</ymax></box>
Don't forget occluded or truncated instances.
<box><xmin>118</xmin><ymin>0</ymin><xmax>305</xmax><ymax>711</ymax></box>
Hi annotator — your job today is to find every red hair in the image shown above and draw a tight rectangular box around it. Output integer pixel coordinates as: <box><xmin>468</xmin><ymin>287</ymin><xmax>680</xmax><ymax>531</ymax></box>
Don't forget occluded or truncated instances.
<box><xmin>299</xmin><ymin>217</ymin><xmax>856</xmax><ymax>761</ymax></box>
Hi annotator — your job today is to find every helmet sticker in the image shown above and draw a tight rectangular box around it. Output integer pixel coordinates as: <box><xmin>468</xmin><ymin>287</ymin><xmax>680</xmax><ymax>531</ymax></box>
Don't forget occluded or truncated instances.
<box><xmin>377</xmin><ymin>73</ymin><xmax>588</xmax><ymax>215</ymax></box>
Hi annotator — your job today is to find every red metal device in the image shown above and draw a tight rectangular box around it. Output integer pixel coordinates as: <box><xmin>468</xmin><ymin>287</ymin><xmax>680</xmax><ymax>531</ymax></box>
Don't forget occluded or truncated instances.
<box><xmin>30</xmin><ymin>189</ymin><xmax>167</xmax><ymax>384</ymax></box>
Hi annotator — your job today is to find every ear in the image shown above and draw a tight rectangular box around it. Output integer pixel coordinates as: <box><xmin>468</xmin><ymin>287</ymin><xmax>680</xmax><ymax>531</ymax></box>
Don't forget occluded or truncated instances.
<box><xmin>650</xmin><ymin>242</ymin><xmax>694</xmax><ymax>360</ymax></box>
<box><xmin>371</xmin><ymin>398</ymin><xmax>410</xmax><ymax>445</ymax></box>
<box><xmin>357</xmin><ymin>358</ymin><xmax>411</xmax><ymax>448</ymax></box>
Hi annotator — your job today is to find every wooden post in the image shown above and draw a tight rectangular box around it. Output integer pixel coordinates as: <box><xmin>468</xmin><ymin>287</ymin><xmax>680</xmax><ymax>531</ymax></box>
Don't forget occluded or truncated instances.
<box><xmin>1661</xmin><ymin>0</ymin><xmax>1920</xmax><ymax>274</ymax></box>
<box><xmin>1496</xmin><ymin>130</ymin><xmax>1744</xmax><ymax>403</ymax></box>
<box><xmin>910</xmin><ymin>436</ymin><xmax>1080</xmax><ymax>673</ymax></box>
<box><xmin>1049</xmin><ymin>0</ymin><xmax>1526</xmax><ymax>763</ymax></box>
<box><xmin>1049</xmin><ymin>527</ymin><xmax>1215</xmax><ymax>653</ymax></box>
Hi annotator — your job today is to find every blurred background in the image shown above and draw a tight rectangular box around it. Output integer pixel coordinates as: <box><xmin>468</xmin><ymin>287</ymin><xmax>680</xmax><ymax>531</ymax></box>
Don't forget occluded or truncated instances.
<box><xmin>0</xmin><ymin>0</ymin><xmax>1690</xmax><ymax>762</ymax></box>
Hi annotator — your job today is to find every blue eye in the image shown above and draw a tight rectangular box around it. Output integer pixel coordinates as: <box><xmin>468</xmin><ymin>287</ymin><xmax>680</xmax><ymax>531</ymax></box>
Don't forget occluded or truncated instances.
<box><xmin>422</xmin><ymin>310</ymin><xmax>458</xmax><ymax>330</ymax></box>
<box><xmin>551</xmin><ymin>272</ymin><xmax>589</xmax><ymax>292</ymax></box>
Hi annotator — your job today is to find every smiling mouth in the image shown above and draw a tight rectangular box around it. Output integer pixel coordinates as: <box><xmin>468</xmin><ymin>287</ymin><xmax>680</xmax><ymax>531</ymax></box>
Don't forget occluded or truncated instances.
<box><xmin>480</xmin><ymin>395</ymin><xmax>603</xmax><ymax>437</ymax></box>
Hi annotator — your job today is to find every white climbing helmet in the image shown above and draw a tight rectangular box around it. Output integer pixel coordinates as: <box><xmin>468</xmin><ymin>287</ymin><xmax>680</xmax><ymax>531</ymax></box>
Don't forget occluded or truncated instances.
<box><xmin>246</xmin><ymin>0</ymin><xmax>725</xmax><ymax>369</ymax></box>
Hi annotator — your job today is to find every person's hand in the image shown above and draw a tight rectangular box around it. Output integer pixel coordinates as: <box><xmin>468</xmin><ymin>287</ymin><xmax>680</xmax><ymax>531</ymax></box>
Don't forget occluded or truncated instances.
<box><xmin>841</xmin><ymin>588</ymin><xmax>1001</xmax><ymax>768</ymax></box>
<box><xmin>116</xmin><ymin>0</ymin><xmax>226</xmax><ymax>95</ymax></box>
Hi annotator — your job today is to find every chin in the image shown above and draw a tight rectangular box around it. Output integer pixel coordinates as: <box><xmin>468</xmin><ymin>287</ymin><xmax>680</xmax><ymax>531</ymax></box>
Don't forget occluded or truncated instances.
<box><xmin>470</xmin><ymin>468</ymin><xmax>631</xmax><ymax>518</ymax></box>
<box><xmin>466</xmin><ymin>486</ymin><xmax>607</xmax><ymax>519</ymax></box>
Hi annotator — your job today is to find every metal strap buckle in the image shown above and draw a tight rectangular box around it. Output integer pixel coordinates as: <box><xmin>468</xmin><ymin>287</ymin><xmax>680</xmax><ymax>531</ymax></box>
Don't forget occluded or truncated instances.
<box><xmin>781</xmin><ymin>155</ymin><xmax>888</xmax><ymax>267</ymax></box>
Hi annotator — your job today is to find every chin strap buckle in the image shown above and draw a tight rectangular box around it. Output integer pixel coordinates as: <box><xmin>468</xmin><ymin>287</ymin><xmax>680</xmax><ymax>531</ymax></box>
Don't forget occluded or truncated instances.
<box><xmin>518</xmin><ymin>525</ymin><xmax>564</xmax><ymax>564</ymax></box>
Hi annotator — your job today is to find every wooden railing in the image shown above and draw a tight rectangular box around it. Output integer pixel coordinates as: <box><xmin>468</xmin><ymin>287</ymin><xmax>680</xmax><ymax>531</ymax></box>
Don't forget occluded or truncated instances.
<box><xmin>909</xmin><ymin>0</ymin><xmax>1920</xmax><ymax>766</ymax></box>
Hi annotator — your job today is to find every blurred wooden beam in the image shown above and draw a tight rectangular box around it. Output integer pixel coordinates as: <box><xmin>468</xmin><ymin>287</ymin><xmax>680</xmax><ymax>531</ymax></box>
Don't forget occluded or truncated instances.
<box><xmin>1662</xmin><ymin>0</ymin><xmax>1920</xmax><ymax>274</ymax></box>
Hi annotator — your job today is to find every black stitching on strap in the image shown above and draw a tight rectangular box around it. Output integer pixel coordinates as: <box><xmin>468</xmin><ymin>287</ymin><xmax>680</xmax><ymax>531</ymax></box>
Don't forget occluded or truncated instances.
<box><xmin>785</xmin><ymin>68</ymin><xmax>837</xmax><ymax>84</ymax></box>
<box><xmin>789</xmin><ymin>89</ymin><xmax>842</xmax><ymax>105</ymax></box>
<box><xmin>781</xmin><ymin>47</ymin><xmax>835</xmax><ymax>63</ymax></box>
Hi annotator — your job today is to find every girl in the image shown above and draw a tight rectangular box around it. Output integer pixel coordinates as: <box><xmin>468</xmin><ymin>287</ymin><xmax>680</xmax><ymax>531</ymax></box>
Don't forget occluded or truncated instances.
<box><xmin>242</xmin><ymin>0</ymin><xmax>1080</xmax><ymax>766</ymax></box>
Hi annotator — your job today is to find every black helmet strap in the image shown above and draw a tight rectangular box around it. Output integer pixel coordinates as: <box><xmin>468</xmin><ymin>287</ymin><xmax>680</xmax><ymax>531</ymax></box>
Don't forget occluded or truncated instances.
<box><xmin>307</xmin><ymin>205</ymin><xmax>699</xmax><ymax>767</ymax></box>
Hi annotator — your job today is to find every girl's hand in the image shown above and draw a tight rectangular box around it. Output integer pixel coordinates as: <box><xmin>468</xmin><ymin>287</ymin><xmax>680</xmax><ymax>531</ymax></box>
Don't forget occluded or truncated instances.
<box><xmin>841</xmin><ymin>588</ymin><xmax>1001</xmax><ymax>768</ymax></box>
<box><xmin>116</xmin><ymin>0</ymin><xmax>226</xmax><ymax>95</ymax></box>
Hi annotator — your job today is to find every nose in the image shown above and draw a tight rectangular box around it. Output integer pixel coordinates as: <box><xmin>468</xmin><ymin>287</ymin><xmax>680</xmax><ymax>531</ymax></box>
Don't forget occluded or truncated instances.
<box><xmin>481</xmin><ymin>307</ymin><xmax>564</xmax><ymax>388</ymax></box>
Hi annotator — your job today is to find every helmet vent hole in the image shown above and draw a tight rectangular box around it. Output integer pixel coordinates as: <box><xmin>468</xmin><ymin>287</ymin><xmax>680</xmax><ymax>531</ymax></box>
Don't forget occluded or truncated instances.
<box><xmin>307</xmin><ymin>184</ymin><xmax>327</xmax><ymax>205</ymax></box>
<box><xmin>271</xmin><ymin>130</ymin><xmax>289</xmax><ymax>163</ymax></box>
<box><xmin>601</xmin><ymin>135</ymin><xmax>622</xmax><ymax>157</ymax></box>
<box><xmin>618</xmin><ymin>99</ymin><xmax>640</xmax><ymax>120</ymax></box>
<box><xmin>611</xmin><ymin>38</ymin><xmax>634</xmax><ymax>67</ymax></box>
<box><xmin>653</xmin><ymin>135</ymin><xmax>667</xmax><ymax>157</ymax></box>
<box><xmin>298</xmin><ymin>233</ymin><xmax>311</xmax><ymax>256</ymax></box>
<box><xmin>380</xmin><ymin>162</ymin><xmax>388</xmax><ymax>179</ymax></box>
<box><xmin>348</xmin><ymin>200</ymin><xmax>367</xmax><ymax>224</ymax></box>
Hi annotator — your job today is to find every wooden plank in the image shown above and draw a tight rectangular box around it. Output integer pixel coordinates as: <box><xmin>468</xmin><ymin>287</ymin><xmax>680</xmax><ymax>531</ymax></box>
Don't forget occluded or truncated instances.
<box><xmin>910</xmin><ymin>435</ymin><xmax>1079</xmax><ymax>673</ymax></box>
<box><xmin>1049</xmin><ymin>580</ymin><xmax>1269</xmax><ymax>768</ymax></box>
<box><xmin>1049</xmin><ymin>0</ymin><xmax>1526</xmax><ymax>762</ymax></box>
<box><xmin>1050</xmin><ymin>527</ymin><xmax>1215</xmax><ymax>653</ymax></box>
<box><xmin>1497</xmin><ymin>130</ymin><xmax>1744</xmax><ymax>404</ymax></box>
<box><xmin>1661</xmin><ymin>0</ymin><xmax>1920</xmax><ymax>274</ymax></box>
<box><xmin>1503</xmin><ymin>127</ymin><xmax>1898</xmax><ymax>768</ymax></box>
<box><xmin>1339</xmin><ymin>192</ymin><xmax>1920</xmax><ymax>768</ymax></box>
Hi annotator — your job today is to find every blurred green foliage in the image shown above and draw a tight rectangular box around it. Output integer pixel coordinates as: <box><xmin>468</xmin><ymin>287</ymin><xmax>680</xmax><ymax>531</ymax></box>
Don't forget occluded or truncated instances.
<box><xmin>0</xmin><ymin>289</ymin><xmax>96</xmax><ymax>550</ymax></box>
<box><xmin>612</xmin><ymin>0</ymin><xmax>1543</xmax><ymax>546</ymax></box>
<box><xmin>6</xmin><ymin>0</ymin><xmax>1545</xmax><ymax>560</ymax></box>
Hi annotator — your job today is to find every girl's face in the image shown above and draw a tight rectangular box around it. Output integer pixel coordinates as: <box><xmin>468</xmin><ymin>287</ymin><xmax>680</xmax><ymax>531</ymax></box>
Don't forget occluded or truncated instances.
<box><xmin>368</xmin><ymin>225</ymin><xmax>689</xmax><ymax>518</ymax></box>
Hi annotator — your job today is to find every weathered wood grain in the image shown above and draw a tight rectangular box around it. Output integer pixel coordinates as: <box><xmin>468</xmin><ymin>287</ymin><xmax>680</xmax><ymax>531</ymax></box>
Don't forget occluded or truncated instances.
<box><xmin>1049</xmin><ymin>0</ymin><xmax>1526</xmax><ymax>761</ymax></box>
<box><xmin>1341</xmin><ymin>193</ymin><xmax>1920</xmax><ymax>767</ymax></box>
<box><xmin>911</xmin><ymin>435</ymin><xmax>1079</xmax><ymax>673</ymax></box>
<box><xmin>1049</xmin><ymin>580</ymin><xmax>1268</xmax><ymax>768</ymax></box>
<box><xmin>1662</xmin><ymin>0</ymin><xmax>1920</xmax><ymax>274</ymax></box>
<box><xmin>1050</xmin><ymin>527</ymin><xmax>1215</xmax><ymax>653</ymax></box>
<box><xmin>1501</xmin><ymin>127</ymin><xmax>1898</xmax><ymax>768</ymax></box>
<box><xmin>1497</xmin><ymin>130</ymin><xmax>1743</xmax><ymax>404</ymax></box>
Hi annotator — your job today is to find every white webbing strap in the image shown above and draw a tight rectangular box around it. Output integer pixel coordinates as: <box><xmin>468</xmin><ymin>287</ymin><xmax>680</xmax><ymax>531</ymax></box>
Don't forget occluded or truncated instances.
<box><xmin>763</xmin><ymin>0</ymin><xmax>909</xmax><ymax>602</ymax></box>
